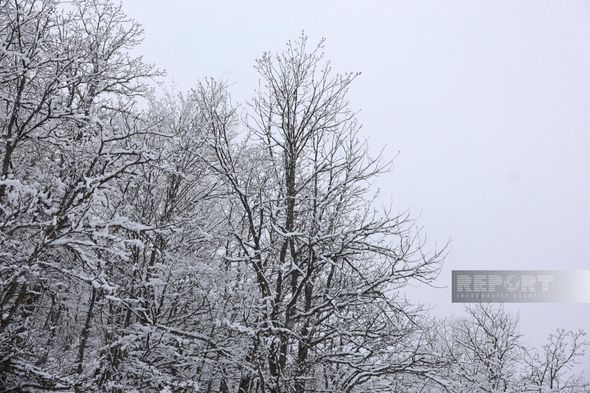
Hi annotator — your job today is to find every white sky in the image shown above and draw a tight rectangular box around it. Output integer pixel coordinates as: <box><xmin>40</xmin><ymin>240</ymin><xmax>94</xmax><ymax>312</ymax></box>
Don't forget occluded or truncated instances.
<box><xmin>121</xmin><ymin>0</ymin><xmax>590</xmax><ymax>372</ymax></box>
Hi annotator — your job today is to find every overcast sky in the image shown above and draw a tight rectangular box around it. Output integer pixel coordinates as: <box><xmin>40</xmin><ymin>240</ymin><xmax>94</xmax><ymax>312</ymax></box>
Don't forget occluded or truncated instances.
<box><xmin>121</xmin><ymin>0</ymin><xmax>590</xmax><ymax>371</ymax></box>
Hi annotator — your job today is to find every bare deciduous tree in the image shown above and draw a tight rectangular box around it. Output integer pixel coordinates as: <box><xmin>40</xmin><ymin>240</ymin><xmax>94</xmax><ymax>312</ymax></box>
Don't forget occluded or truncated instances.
<box><xmin>0</xmin><ymin>0</ymin><xmax>158</xmax><ymax>390</ymax></box>
<box><xmin>198</xmin><ymin>34</ymin><xmax>446</xmax><ymax>393</ymax></box>
<box><xmin>523</xmin><ymin>329</ymin><xmax>588</xmax><ymax>393</ymax></box>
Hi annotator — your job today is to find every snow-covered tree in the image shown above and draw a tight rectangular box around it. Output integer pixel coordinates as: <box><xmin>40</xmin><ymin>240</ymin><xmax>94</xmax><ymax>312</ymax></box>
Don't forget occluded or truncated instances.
<box><xmin>435</xmin><ymin>305</ymin><xmax>588</xmax><ymax>393</ymax></box>
<box><xmin>197</xmin><ymin>34</ymin><xmax>446</xmax><ymax>393</ymax></box>
<box><xmin>523</xmin><ymin>329</ymin><xmax>588</xmax><ymax>393</ymax></box>
<box><xmin>0</xmin><ymin>0</ymin><xmax>157</xmax><ymax>390</ymax></box>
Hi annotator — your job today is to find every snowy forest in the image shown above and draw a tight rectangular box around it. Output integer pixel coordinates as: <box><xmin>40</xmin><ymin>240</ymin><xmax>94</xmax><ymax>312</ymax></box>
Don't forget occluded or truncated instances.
<box><xmin>0</xmin><ymin>0</ymin><xmax>587</xmax><ymax>392</ymax></box>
